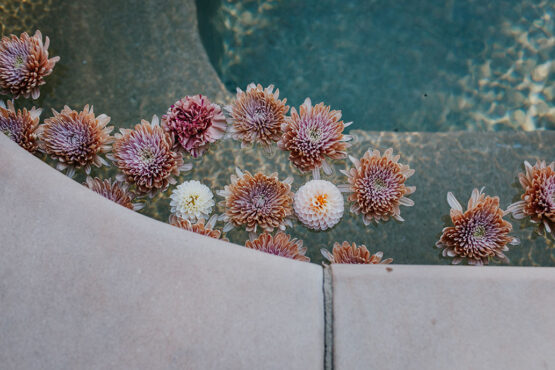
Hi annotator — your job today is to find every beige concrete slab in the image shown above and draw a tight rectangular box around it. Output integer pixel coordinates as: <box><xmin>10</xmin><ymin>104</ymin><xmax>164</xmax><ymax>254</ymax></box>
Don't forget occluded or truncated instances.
<box><xmin>0</xmin><ymin>134</ymin><xmax>324</xmax><ymax>370</ymax></box>
<box><xmin>332</xmin><ymin>264</ymin><xmax>555</xmax><ymax>370</ymax></box>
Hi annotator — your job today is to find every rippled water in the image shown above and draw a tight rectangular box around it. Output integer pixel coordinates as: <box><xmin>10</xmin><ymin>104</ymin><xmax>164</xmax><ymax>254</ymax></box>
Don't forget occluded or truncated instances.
<box><xmin>198</xmin><ymin>0</ymin><xmax>554</xmax><ymax>131</ymax></box>
<box><xmin>1</xmin><ymin>0</ymin><xmax>553</xmax><ymax>265</ymax></box>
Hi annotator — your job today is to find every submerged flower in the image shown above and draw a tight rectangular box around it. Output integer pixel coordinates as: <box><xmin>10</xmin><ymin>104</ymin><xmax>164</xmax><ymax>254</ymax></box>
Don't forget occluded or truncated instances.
<box><xmin>162</xmin><ymin>94</ymin><xmax>227</xmax><ymax>158</ymax></box>
<box><xmin>84</xmin><ymin>177</ymin><xmax>143</xmax><ymax>211</ymax></box>
<box><xmin>169</xmin><ymin>215</ymin><xmax>228</xmax><ymax>241</ymax></box>
<box><xmin>436</xmin><ymin>188</ymin><xmax>519</xmax><ymax>266</ymax></box>
<box><xmin>245</xmin><ymin>232</ymin><xmax>309</xmax><ymax>262</ymax></box>
<box><xmin>294</xmin><ymin>180</ymin><xmax>344</xmax><ymax>230</ymax></box>
<box><xmin>0</xmin><ymin>99</ymin><xmax>41</xmax><ymax>153</ymax></box>
<box><xmin>170</xmin><ymin>180</ymin><xmax>214</xmax><ymax>222</ymax></box>
<box><xmin>217</xmin><ymin>168</ymin><xmax>294</xmax><ymax>233</ymax></box>
<box><xmin>507</xmin><ymin>160</ymin><xmax>555</xmax><ymax>237</ymax></box>
<box><xmin>40</xmin><ymin>105</ymin><xmax>113</xmax><ymax>177</ymax></box>
<box><xmin>341</xmin><ymin>148</ymin><xmax>415</xmax><ymax>224</ymax></box>
<box><xmin>321</xmin><ymin>241</ymin><xmax>392</xmax><ymax>264</ymax></box>
<box><xmin>278</xmin><ymin>98</ymin><xmax>351</xmax><ymax>176</ymax></box>
<box><xmin>111</xmin><ymin>116</ymin><xmax>189</xmax><ymax>197</ymax></box>
<box><xmin>0</xmin><ymin>30</ymin><xmax>60</xmax><ymax>99</ymax></box>
<box><xmin>225</xmin><ymin>83</ymin><xmax>289</xmax><ymax>149</ymax></box>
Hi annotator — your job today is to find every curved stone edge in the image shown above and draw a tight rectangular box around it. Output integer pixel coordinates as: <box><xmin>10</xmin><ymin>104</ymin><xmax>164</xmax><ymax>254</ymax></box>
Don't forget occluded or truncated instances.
<box><xmin>0</xmin><ymin>134</ymin><xmax>324</xmax><ymax>370</ymax></box>
<box><xmin>331</xmin><ymin>264</ymin><xmax>555</xmax><ymax>370</ymax></box>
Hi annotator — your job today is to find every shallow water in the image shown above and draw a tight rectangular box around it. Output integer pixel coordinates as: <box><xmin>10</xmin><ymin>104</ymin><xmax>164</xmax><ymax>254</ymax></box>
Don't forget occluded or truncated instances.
<box><xmin>198</xmin><ymin>0</ymin><xmax>554</xmax><ymax>131</ymax></box>
<box><xmin>1</xmin><ymin>0</ymin><xmax>554</xmax><ymax>265</ymax></box>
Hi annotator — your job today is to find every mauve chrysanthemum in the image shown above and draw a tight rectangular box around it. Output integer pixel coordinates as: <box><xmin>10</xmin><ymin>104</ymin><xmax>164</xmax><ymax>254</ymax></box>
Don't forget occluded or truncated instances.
<box><xmin>321</xmin><ymin>241</ymin><xmax>392</xmax><ymax>264</ymax></box>
<box><xmin>0</xmin><ymin>99</ymin><xmax>41</xmax><ymax>153</ymax></box>
<box><xmin>110</xmin><ymin>116</ymin><xmax>191</xmax><ymax>197</ymax></box>
<box><xmin>245</xmin><ymin>232</ymin><xmax>309</xmax><ymax>262</ymax></box>
<box><xmin>170</xmin><ymin>180</ymin><xmax>214</xmax><ymax>222</ymax></box>
<box><xmin>436</xmin><ymin>188</ymin><xmax>519</xmax><ymax>265</ymax></box>
<box><xmin>217</xmin><ymin>168</ymin><xmax>294</xmax><ymax>233</ymax></box>
<box><xmin>40</xmin><ymin>105</ymin><xmax>113</xmax><ymax>177</ymax></box>
<box><xmin>341</xmin><ymin>148</ymin><xmax>415</xmax><ymax>225</ymax></box>
<box><xmin>294</xmin><ymin>180</ymin><xmax>344</xmax><ymax>231</ymax></box>
<box><xmin>225</xmin><ymin>83</ymin><xmax>289</xmax><ymax>150</ymax></box>
<box><xmin>0</xmin><ymin>30</ymin><xmax>60</xmax><ymax>99</ymax></box>
<box><xmin>278</xmin><ymin>98</ymin><xmax>352</xmax><ymax>177</ymax></box>
<box><xmin>162</xmin><ymin>94</ymin><xmax>227</xmax><ymax>158</ymax></box>
<box><xmin>84</xmin><ymin>176</ymin><xmax>143</xmax><ymax>211</ymax></box>
<box><xmin>507</xmin><ymin>160</ymin><xmax>555</xmax><ymax>238</ymax></box>
<box><xmin>169</xmin><ymin>214</ymin><xmax>228</xmax><ymax>242</ymax></box>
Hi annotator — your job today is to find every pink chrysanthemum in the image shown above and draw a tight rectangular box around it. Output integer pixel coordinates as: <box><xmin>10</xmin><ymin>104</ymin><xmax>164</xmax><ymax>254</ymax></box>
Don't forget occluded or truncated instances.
<box><xmin>110</xmin><ymin>116</ymin><xmax>190</xmax><ymax>197</ymax></box>
<box><xmin>278</xmin><ymin>98</ymin><xmax>351</xmax><ymax>176</ymax></box>
<box><xmin>169</xmin><ymin>215</ymin><xmax>228</xmax><ymax>242</ymax></box>
<box><xmin>294</xmin><ymin>180</ymin><xmax>344</xmax><ymax>230</ymax></box>
<box><xmin>0</xmin><ymin>99</ymin><xmax>41</xmax><ymax>153</ymax></box>
<box><xmin>245</xmin><ymin>232</ymin><xmax>309</xmax><ymax>262</ymax></box>
<box><xmin>341</xmin><ymin>148</ymin><xmax>415</xmax><ymax>224</ymax></box>
<box><xmin>217</xmin><ymin>168</ymin><xmax>294</xmax><ymax>233</ymax></box>
<box><xmin>225</xmin><ymin>83</ymin><xmax>289</xmax><ymax>150</ymax></box>
<box><xmin>40</xmin><ymin>105</ymin><xmax>113</xmax><ymax>177</ymax></box>
<box><xmin>84</xmin><ymin>177</ymin><xmax>143</xmax><ymax>211</ymax></box>
<box><xmin>162</xmin><ymin>94</ymin><xmax>227</xmax><ymax>158</ymax></box>
<box><xmin>0</xmin><ymin>30</ymin><xmax>60</xmax><ymax>99</ymax></box>
<box><xmin>321</xmin><ymin>241</ymin><xmax>392</xmax><ymax>264</ymax></box>
<box><xmin>507</xmin><ymin>160</ymin><xmax>555</xmax><ymax>238</ymax></box>
<box><xmin>436</xmin><ymin>188</ymin><xmax>519</xmax><ymax>266</ymax></box>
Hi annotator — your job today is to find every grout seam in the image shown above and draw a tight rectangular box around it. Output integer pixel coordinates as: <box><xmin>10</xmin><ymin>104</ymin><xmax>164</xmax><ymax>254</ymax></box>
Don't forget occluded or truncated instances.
<box><xmin>323</xmin><ymin>265</ymin><xmax>333</xmax><ymax>370</ymax></box>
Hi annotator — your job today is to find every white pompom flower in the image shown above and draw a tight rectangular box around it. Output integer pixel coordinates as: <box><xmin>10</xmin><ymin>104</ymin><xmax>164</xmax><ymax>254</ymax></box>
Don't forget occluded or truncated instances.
<box><xmin>170</xmin><ymin>180</ymin><xmax>215</xmax><ymax>222</ymax></box>
<box><xmin>294</xmin><ymin>180</ymin><xmax>344</xmax><ymax>230</ymax></box>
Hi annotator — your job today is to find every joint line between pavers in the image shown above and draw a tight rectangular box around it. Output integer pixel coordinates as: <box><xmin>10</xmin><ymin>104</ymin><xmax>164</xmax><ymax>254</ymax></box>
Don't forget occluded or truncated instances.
<box><xmin>323</xmin><ymin>265</ymin><xmax>333</xmax><ymax>370</ymax></box>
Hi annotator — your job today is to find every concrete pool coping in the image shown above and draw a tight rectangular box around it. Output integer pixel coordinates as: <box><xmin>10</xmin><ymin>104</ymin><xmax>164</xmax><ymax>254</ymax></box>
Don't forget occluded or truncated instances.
<box><xmin>1</xmin><ymin>0</ymin><xmax>554</xmax><ymax>367</ymax></box>
<box><xmin>1</xmin><ymin>122</ymin><xmax>554</xmax><ymax>370</ymax></box>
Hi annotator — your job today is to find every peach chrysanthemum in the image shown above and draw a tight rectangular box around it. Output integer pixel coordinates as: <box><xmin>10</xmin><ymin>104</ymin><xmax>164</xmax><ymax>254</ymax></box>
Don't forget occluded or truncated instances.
<box><xmin>162</xmin><ymin>94</ymin><xmax>227</xmax><ymax>158</ymax></box>
<box><xmin>507</xmin><ymin>160</ymin><xmax>555</xmax><ymax>238</ymax></box>
<box><xmin>40</xmin><ymin>105</ymin><xmax>113</xmax><ymax>177</ymax></box>
<box><xmin>277</xmin><ymin>98</ymin><xmax>351</xmax><ymax>177</ymax></box>
<box><xmin>341</xmin><ymin>148</ymin><xmax>415</xmax><ymax>224</ymax></box>
<box><xmin>110</xmin><ymin>116</ymin><xmax>191</xmax><ymax>197</ymax></box>
<box><xmin>169</xmin><ymin>214</ymin><xmax>228</xmax><ymax>242</ymax></box>
<box><xmin>0</xmin><ymin>30</ymin><xmax>60</xmax><ymax>99</ymax></box>
<box><xmin>294</xmin><ymin>180</ymin><xmax>344</xmax><ymax>230</ymax></box>
<box><xmin>245</xmin><ymin>232</ymin><xmax>309</xmax><ymax>262</ymax></box>
<box><xmin>436</xmin><ymin>188</ymin><xmax>519</xmax><ymax>265</ymax></box>
<box><xmin>321</xmin><ymin>241</ymin><xmax>392</xmax><ymax>264</ymax></box>
<box><xmin>84</xmin><ymin>177</ymin><xmax>143</xmax><ymax>211</ymax></box>
<box><xmin>217</xmin><ymin>168</ymin><xmax>294</xmax><ymax>233</ymax></box>
<box><xmin>0</xmin><ymin>99</ymin><xmax>41</xmax><ymax>153</ymax></box>
<box><xmin>225</xmin><ymin>83</ymin><xmax>289</xmax><ymax>150</ymax></box>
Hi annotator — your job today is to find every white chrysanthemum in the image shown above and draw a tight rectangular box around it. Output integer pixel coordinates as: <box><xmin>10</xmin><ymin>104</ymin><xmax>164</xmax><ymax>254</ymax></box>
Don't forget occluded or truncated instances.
<box><xmin>294</xmin><ymin>180</ymin><xmax>344</xmax><ymax>230</ymax></box>
<box><xmin>170</xmin><ymin>180</ymin><xmax>214</xmax><ymax>222</ymax></box>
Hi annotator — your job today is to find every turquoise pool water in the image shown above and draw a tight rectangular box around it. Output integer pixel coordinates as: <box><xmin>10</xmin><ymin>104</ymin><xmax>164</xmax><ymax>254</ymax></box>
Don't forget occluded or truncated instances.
<box><xmin>197</xmin><ymin>0</ymin><xmax>553</xmax><ymax>131</ymax></box>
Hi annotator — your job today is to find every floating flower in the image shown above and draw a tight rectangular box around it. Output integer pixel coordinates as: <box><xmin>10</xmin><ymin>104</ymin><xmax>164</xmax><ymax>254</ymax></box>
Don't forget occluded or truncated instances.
<box><xmin>170</xmin><ymin>180</ymin><xmax>214</xmax><ymax>222</ymax></box>
<box><xmin>294</xmin><ymin>180</ymin><xmax>344</xmax><ymax>230</ymax></box>
<box><xmin>40</xmin><ymin>105</ymin><xmax>113</xmax><ymax>177</ymax></box>
<box><xmin>0</xmin><ymin>99</ymin><xmax>41</xmax><ymax>153</ymax></box>
<box><xmin>0</xmin><ymin>30</ymin><xmax>60</xmax><ymax>99</ymax></box>
<box><xmin>245</xmin><ymin>232</ymin><xmax>309</xmax><ymax>262</ymax></box>
<box><xmin>436</xmin><ymin>188</ymin><xmax>519</xmax><ymax>265</ymax></box>
<box><xmin>507</xmin><ymin>160</ymin><xmax>555</xmax><ymax>238</ymax></box>
<box><xmin>341</xmin><ymin>148</ymin><xmax>415</xmax><ymax>224</ymax></box>
<box><xmin>84</xmin><ymin>177</ymin><xmax>143</xmax><ymax>211</ymax></box>
<box><xmin>217</xmin><ymin>168</ymin><xmax>294</xmax><ymax>233</ymax></box>
<box><xmin>162</xmin><ymin>94</ymin><xmax>227</xmax><ymax>158</ymax></box>
<box><xmin>225</xmin><ymin>83</ymin><xmax>289</xmax><ymax>150</ymax></box>
<box><xmin>321</xmin><ymin>241</ymin><xmax>392</xmax><ymax>264</ymax></box>
<box><xmin>169</xmin><ymin>215</ymin><xmax>228</xmax><ymax>242</ymax></box>
<box><xmin>110</xmin><ymin>116</ymin><xmax>190</xmax><ymax>197</ymax></box>
<box><xmin>278</xmin><ymin>98</ymin><xmax>351</xmax><ymax>176</ymax></box>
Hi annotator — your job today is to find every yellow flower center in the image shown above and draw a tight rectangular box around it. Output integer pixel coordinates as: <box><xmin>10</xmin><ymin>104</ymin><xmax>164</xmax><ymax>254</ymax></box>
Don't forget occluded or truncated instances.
<box><xmin>311</xmin><ymin>193</ymin><xmax>328</xmax><ymax>212</ymax></box>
